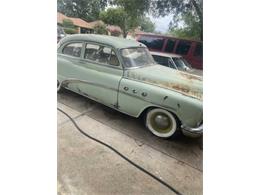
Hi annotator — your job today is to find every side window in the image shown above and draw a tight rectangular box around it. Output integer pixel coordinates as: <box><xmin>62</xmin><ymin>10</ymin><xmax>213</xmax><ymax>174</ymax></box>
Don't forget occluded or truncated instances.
<box><xmin>152</xmin><ymin>55</ymin><xmax>170</xmax><ymax>67</ymax></box>
<box><xmin>138</xmin><ymin>36</ymin><xmax>164</xmax><ymax>50</ymax></box>
<box><xmin>175</xmin><ymin>41</ymin><xmax>191</xmax><ymax>55</ymax></box>
<box><xmin>84</xmin><ymin>43</ymin><xmax>119</xmax><ymax>66</ymax></box>
<box><xmin>62</xmin><ymin>42</ymin><xmax>82</xmax><ymax>57</ymax></box>
<box><xmin>165</xmin><ymin>39</ymin><xmax>176</xmax><ymax>52</ymax></box>
<box><xmin>193</xmin><ymin>43</ymin><xmax>203</xmax><ymax>57</ymax></box>
<box><xmin>84</xmin><ymin>43</ymin><xmax>99</xmax><ymax>61</ymax></box>
<box><xmin>109</xmin><ymin>51</ymin><xmax>120</xmax><ymax>66</ymax></box>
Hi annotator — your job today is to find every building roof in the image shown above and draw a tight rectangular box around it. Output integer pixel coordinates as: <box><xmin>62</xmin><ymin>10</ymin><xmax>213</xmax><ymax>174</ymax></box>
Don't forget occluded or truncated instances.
<box><xmin>57</xmin><ymin>12</ymin><xmax>69</xmax><ymax>24</ymax></box>
<box><xmin>57</xmin><ymin>12</ymin><xmax>93</xmax><ymax>29</ymax></box>
<box><xmin>88</xmin><ymin>20</ymin><xmax>104</xmax><ymax>28</ymax></box>
<box><xmin>59</xmin><ymin>34</ymin><xmax>145</xmax><ymax>49</ymax></box>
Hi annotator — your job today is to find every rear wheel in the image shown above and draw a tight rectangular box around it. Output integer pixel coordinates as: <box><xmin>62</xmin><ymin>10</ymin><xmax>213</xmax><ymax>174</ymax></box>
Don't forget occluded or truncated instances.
<box><xmin>145</xmin><ymin>108</ymin><xmax>179</xmax><ymax>138</ymax></box>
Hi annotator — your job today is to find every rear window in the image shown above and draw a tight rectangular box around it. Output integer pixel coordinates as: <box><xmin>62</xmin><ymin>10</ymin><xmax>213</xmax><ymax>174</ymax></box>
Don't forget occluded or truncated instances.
<box><xmin>165</xmin><ymin>39</ymin><xmax>176</xmax><ymax>52</ymax></box>
<box><xmin>175</xmin><ymin>41</ymin><xmax>191</xmax><ymax>55</ymax></box>
<box><xmin>194</xmin><ymin>43</ymin><xmax>203</xmax><ymax>57</ymax></box>
<box><xmin>62</xmin><ymin>42</ymin><xmax>82</xmax><ymax>57</ymax></box>
<box><xmin>138</xmin><ymin>36</ymin><xmax>164</xmax><ymax>50</ymax></box>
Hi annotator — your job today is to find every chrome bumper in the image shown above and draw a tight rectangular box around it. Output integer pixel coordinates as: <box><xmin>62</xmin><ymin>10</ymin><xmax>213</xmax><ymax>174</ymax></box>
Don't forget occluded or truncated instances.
<box><xmin>181</xmin><ymin>123</ymin><xmax>203</xmax><ymax>138</ymax></box>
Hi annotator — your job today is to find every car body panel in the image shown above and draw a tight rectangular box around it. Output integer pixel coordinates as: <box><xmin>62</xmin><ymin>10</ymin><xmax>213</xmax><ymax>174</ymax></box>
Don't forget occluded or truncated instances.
<box><xmin>57</xmin><ymin>34</ymin><xmax>203</xmax><ymax>135</ymax></box>
<box><xmin>125</xmin><ymin>65</ymin><xmax>202</xmax><ymax>101</ymax></box>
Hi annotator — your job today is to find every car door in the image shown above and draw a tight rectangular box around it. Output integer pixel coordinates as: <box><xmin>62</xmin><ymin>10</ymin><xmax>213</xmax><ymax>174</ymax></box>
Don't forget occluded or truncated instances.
<box><xmin>57</xmin><ymin>41</ymin><xmax>85</xmax><ymax>92</ymax></box>
<box><xmin>75</xmin><ymin>42</ymin><xmax>123</xmax><ymax>108</ymax></box>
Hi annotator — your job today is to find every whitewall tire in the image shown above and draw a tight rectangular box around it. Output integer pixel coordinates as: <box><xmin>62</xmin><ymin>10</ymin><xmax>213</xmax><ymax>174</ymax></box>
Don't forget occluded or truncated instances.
<box><xmin>145</xmin><ymin>108</ymin><xmax>178</xmax><ymax>138</ymax></box>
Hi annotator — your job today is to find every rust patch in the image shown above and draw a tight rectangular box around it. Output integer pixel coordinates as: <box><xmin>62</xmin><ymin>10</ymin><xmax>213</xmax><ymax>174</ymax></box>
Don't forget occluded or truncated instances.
<box><xmin>128</xmin><ymin>72</ymin><xmax>203</xmax><ymax>100</ymax></box>
<box><xmin>178</xmin><ymin>72</ymin><xmax>202</xmax><ymax>81</ymax></box>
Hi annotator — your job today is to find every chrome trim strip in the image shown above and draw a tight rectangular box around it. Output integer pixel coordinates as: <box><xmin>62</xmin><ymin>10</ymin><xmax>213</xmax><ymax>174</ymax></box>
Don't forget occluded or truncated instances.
<box><xmin>181</xmin><ymin>123</ymin><xmax>203</xmax><ymax>137</ymax></box>
<box><xmin>58</xmin><ymin>78</ymin><xmax>177</xmax><ymax>113</ymax></box>
<box><xmin>59</xmin><ymin>78</ymin><xmax>118</xmax><ymax>92</ymax></box>
<box><xmin>123</xmin><ymin>64</ymin><xmax>156</xmax><ymax>70</ymax></box>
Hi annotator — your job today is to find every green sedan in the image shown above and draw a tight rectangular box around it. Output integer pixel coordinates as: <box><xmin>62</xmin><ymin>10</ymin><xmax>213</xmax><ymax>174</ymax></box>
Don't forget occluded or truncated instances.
<box><xmin>57</xmin><ymin>34</ymin><xmax>203</xmax><ymax>138</ymax></box>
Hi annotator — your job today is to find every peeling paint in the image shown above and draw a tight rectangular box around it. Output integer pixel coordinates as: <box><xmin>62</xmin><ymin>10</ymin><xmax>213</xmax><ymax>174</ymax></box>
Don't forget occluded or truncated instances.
<box><xmin>178</xmin><ymin>71</ymin><xmax>203</xmax><ymax>82</ymax></box>
<box><xmin>127</xmin><ymin>71</ymin><xmax>203</xmax><ymax>101</ymax></box>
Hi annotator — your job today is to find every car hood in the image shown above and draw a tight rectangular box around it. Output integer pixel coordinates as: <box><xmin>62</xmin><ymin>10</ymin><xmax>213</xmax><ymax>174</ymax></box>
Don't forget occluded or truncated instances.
<box><xmin>124</xmin><ymin>65</ymin><xmax>203</xmax><ymax>101</ymax></box>
<box><xmin>187</xmin><ymin>68</ymin><xmax>203</xmax><ymax>76</ymax></box>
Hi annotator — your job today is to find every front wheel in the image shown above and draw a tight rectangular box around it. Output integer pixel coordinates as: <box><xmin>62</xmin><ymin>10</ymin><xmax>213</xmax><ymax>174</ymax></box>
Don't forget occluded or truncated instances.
<box><xmin>145</xmin><ymin>108</ymin><xmax>179</xmax><ymax>138</ymax></box>
<box><xmin>57</xmin><ymin>80</ymin><xmax>63</xmax><ymax>93</ymax></box>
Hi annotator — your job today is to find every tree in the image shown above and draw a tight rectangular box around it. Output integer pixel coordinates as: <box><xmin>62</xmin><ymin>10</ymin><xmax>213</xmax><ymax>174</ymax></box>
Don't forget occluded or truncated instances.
<box><xmin>57</xmin><ymin>0</ymin><xmax>107</xmax><ymax>22</ymax></box>
<box><xmin>111</xmin><ymin>0</ymin><xmax>150</xmax><ymax>16</ymax></box>
<box><xmin>62</xmin><ymin>19</ymin><xmax>77</xmax><ymax>34</ymax></box>
<box><xmin>168</xmin><ymin>12</ymin><xmax>201</xmax><ymax>40</ymax></box>
<box><xmin>139</xmin><ymin>17</ymin><xmax>155</xmax><ymax>33</ymax></box>
<box><xmin>93</xmin><ymin>23</ymin><xmax>108</xmax><ymax>35</ymax></box>
<box><xmin>152</xmin><ymin>0</ymin><xmax>203</xmax><ymax>40</ymax></box>
<box><xmin>106</xmin><ymin>0</ymin><xmax>151</xmax><ymax>37</ymax></box>
<box><xmin>99</xmin><ymin>7</ymin><xmax>131</xmax><ymax>37</ymax></box>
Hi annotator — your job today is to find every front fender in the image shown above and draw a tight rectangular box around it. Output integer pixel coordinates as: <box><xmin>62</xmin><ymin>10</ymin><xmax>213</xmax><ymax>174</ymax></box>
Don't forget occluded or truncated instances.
<box><xmin>117</xmin><ymin>78</ymin><xmax>203</xmax><ymax>128</ymax></box>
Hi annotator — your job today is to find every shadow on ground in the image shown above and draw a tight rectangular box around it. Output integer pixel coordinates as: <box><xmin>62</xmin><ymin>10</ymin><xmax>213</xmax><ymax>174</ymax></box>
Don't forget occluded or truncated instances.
<box><xmin>58</xmin><ymin>89</ymin><xmax>203</xmax><ymax>171</ymax></box>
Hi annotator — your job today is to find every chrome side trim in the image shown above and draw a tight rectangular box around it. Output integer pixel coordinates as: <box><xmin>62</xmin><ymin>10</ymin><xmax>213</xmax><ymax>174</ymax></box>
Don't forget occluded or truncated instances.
<box><xmin>57</xmin><ymin>78</ymin><xmax>178</xmax><ymax>114</ymax></box>
<box><xmin>59</xmin><ymin>78</ymin><xmax>118</xmax><ymax>92</ymax></box>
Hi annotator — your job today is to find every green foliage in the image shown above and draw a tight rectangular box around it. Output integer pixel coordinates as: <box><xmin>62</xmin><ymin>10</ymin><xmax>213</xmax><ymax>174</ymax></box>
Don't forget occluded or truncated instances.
<box><xmin>62</xmin><ymin>18</ymin><xmax>77</xmax><ymax>34</ymax></box>
<box><xmin>168</xmin><ymin>12</ymin><xmax>201</xmax><ymax>40</ymax></box>
<box><xmin>63</xmin><ymin>28</ymin><xmax>78</xmax><ymax>34</ymax></box>
<box><xmin>152</xmin><ymin>0</ymin><xmax>203</xmax><ymax>40</ymax></box>
<box><xmin>99</xmin><ymin>7</ymin><xmax>130</xmax><ymax>37</ymax></box>
<box><xmin>139</xmin><ymin>17</ymin><xmax>155</xmax><ymax>33</ymax></box>
<box><xmin>111</xmin><ymin>0</ymin><xmax>150</xmax><ymax>16</ymax></box>
<box><xmin>62</xmin><ymin>19</ymin><xmax>74</xmax><ymax>28</ymax></box>
<box><xmin>93</xmin><ymin>23</ymin><xmax>108</xmax><ymax>35</ymax></box>
<box><xmin>106</xmin><ymin>0</ymin><xmax>151</xmax><ymax>37</ymax></box>
<box><xmin>57</xmin><ymin>0</ymin><xmax>108</xmax><ymax>22</ymax></box>
<box><xmin>99</xmin><ymin>8</ymin><xmax>126</xmax><ymax>29</ymax></box>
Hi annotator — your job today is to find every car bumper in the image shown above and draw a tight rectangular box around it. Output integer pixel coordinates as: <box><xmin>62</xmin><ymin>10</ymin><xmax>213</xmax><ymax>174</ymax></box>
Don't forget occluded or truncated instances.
<box><xmin>181</xmin><ymin>123</ymin><xmax>203</xmax><ymax>138</ymax></box>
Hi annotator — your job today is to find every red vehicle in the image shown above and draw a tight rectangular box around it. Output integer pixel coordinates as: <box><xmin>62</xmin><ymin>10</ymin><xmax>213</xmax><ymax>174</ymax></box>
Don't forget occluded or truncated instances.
<box><xmin>136</xmin><ymin>33</ymin><xmax>203</xmax><ymax>70</ymax></box>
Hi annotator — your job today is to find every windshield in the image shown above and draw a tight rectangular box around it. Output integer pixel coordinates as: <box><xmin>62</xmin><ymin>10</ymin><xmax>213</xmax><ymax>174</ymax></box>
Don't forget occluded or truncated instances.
<box><xmin>172</xmin><ymin>57</ymin><xmax>192</xmax><ymax>71</ymax></box>
<box><xmin>120</xmin><ymin>47</ymin><xmax>155</xmax><ymax>68</ymax></box>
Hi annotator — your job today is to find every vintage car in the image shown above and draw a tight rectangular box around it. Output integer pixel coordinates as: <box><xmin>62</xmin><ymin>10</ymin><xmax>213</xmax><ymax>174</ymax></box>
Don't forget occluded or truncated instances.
<box><xmin>150</xmin><ymin>51</ymin><xmax>203</xmax><ymax>76</ymax></box>
<box><xmin>57</xmin><ymin>34</ymin><xmax>203</xmax><ymax>138</ymax></box>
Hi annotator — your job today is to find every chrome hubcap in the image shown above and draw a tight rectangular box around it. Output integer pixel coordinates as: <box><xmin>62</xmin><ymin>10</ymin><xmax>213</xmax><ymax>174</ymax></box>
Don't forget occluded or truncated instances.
<box><xmin>146</xmin><ymin>108</ymin><xmax>177</xmax><ymax>138</ymax></box>
<box><xmin>154</xmin><ymin>115</ymin><xmax>170</xmax><ymax>129</ymax></box>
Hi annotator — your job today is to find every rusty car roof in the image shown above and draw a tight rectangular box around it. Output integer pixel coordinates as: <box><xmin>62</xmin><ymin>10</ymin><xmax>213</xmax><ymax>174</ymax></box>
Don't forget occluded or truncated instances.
<box><xmin>59</xmin><ymin>34</ymin><xmax>146</xmax><ymax>49</ymax></box>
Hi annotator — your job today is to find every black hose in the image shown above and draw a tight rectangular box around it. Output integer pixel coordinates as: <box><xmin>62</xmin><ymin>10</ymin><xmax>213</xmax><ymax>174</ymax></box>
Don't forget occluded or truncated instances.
<box><xmin>58</xmin><ymin>107</ymin><xmax>183</xmax><ymax>195</ymax></box>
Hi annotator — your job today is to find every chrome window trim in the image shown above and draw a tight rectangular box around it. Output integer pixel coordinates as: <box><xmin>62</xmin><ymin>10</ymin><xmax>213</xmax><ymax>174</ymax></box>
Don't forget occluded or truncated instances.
<box><xmin>82</xmin><ymin>41</ymin><xmax>122</xmax><ymax>69</ymax></box>
<box><xmin>60</xmin><ymin>41</ymin><xmax>84</xmax><ymax>58</ymax></box>
<box><xmin>118</xmin><ymin>47</ymin><xmax>155</xmax><ymax>70</ymax></box>
<box><xmin>77</xmin><ymin>58</ymin><xmax>123</xmax><ymax>70</ymax></box>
